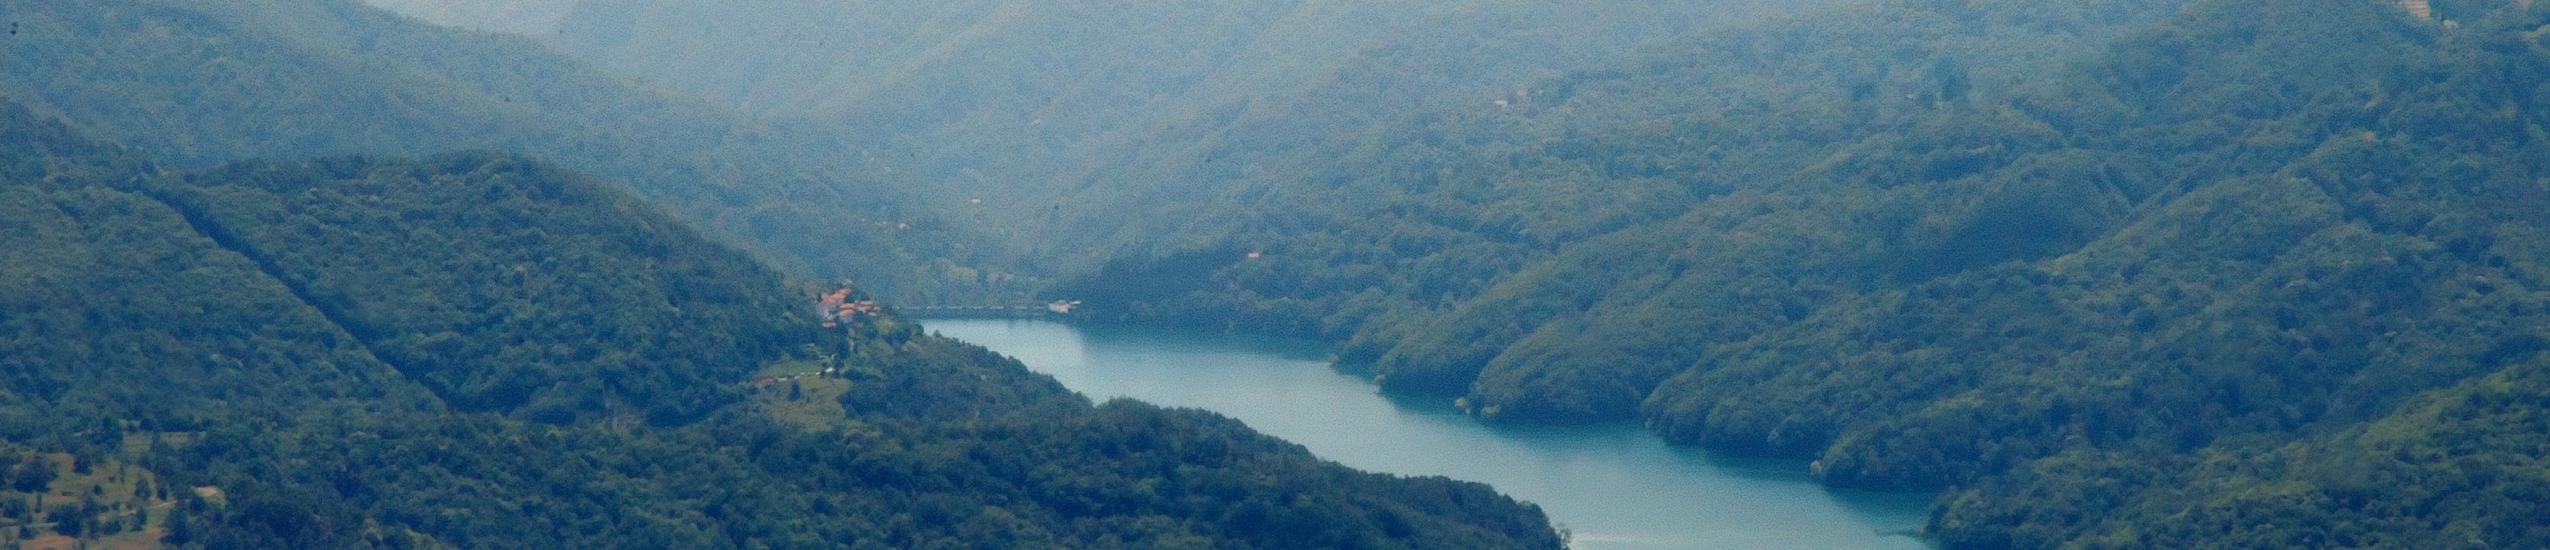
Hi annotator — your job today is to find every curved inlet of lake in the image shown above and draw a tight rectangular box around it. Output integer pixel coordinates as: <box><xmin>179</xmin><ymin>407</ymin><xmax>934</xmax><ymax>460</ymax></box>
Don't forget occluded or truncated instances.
<box><xmin>924</xmin><ymin>318</ymin><xmax>1935</xmax><ymax>549</ymax></box>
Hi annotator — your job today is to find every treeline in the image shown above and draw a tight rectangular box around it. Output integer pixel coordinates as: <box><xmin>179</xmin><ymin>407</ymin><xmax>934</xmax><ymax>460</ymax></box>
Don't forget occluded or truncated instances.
<box><xmin>0</xmin><ymin>103</ymin><xmax>1562</xmax><ymax>548</ymax></box>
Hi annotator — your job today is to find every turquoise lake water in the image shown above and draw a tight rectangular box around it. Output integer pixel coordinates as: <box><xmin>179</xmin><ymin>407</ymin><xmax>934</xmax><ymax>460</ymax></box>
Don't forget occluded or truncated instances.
<box><xmin>924</xmin><ymin>318</ymin><xmax>1935</xmax><ymax>549</ymax></box>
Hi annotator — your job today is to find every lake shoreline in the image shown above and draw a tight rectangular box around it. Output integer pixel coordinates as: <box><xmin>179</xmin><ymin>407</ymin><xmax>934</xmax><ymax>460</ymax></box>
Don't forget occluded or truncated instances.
<box><xmin>923</xmin><ymin>317</ymin><xmax>1938</xmax><ymax>550</ymax></box>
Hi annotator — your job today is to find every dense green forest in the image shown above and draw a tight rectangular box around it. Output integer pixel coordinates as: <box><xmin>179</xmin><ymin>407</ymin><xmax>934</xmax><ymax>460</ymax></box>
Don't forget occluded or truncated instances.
<box><xmin>0</xmin><ymin>0</ymin><xmax>1012</xmax><ymax>302</ymax></box>
<box><xmin>18</xmin><ymin>0</ymin><xmax>2550</xmax><ymax>546</ymax></box>
<box><xmin>1045</xmin><ymin>0</ymin><xmax>2550</xmax><ymax>545</ymax></box>
<box><xmin>0</xmin><ymin>103</ymin><xmax>1561</xmax><ymax>548</ymax></box>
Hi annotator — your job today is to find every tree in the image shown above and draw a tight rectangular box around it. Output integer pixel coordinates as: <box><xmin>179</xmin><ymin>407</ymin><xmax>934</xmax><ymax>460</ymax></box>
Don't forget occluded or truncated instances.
<box><xmin>7</xmin><ymin>462</ymin><xmax>50</xmax><ymax>494</ymax></box>
<box><xmin>47</xmin><ymin>504</ymin><xmax>82</xmax><ymax>537</ymax></box>
<box><xmin>161</xmin><ymin>507</ymin><xmax>191</xmax><ymax>546</ymax></box>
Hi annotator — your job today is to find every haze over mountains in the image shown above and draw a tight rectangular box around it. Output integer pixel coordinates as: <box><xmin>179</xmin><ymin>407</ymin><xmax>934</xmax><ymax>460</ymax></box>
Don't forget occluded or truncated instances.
<box><xmin>383</xmin><ymin>0</ymin><xmax>1843</xmax><ymax>268</ymax></box>
<box><xmin>6</xmin><ymin>0</ymin><xmax>2549</xmax><ymax>547</ymax></box>
<box><xmin>4</xmin><ymin>0</ymin><xmax>1007</xmax><ymax>301</ymax></box>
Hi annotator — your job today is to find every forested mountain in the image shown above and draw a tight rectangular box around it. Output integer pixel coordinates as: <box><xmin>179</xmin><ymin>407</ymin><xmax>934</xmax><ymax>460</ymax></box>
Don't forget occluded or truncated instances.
<box><xmin>0</xmin><ymin>0</ymin><xmax>1007</xmax><ymax>302</ymax></box>
<box><xmin>1053</xmin><ymin>0</ymin><xmax>2550</xmax><ymax>545</ymax></box>
<box><xmin>19</xmin><ymin>0</ymin><xmax>2550</xmax><ymax>546</ymax></box>
<box><xmin>1064</xmin><ymin>0</ymin><xmax>2204</xmax><ymax>374</ymax></box>
<box><xmin>365</xmin><ymin>0</ymin><xmax>1841</xmax><ymax>268</ymax></box>
<box><xmin>0</xmin><ymin>103</ymin><xmax>1560</xmax><ymax>548</ymax></box>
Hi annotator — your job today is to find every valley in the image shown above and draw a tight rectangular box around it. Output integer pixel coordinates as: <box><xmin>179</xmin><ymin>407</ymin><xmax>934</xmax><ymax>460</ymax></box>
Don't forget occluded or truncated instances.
<box><xmin>6</xmin><ymin>0</ymin><xmax>2548</xmax><ymax>547</ymax></box>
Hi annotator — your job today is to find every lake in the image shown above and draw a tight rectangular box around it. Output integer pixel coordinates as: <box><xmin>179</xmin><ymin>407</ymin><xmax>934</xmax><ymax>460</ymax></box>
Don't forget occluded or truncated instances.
<box><xmin>922</xmin><ymin>318</ymin><xmax>1935</xmax><ymax>549</ymax></box>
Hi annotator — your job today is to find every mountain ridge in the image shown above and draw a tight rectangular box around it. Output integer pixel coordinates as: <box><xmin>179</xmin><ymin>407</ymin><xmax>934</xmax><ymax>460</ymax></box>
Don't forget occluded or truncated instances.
<box><xmin>0</xmin><ymin>101</ymin><xmax>1565</xmax><ymax>548</ymax></box>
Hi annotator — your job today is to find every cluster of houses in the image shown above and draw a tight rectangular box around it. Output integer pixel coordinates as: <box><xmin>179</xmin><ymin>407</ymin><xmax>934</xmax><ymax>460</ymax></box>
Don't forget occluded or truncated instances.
<box><xmin>2399</xmin><ymin>0</ymin><xmax>2432</xmax><ymax>19</ymax></box>
<box><xmin>817</xmin><ymin>286</ymin><xmax>881</xmax><ymax>329</ymax></box>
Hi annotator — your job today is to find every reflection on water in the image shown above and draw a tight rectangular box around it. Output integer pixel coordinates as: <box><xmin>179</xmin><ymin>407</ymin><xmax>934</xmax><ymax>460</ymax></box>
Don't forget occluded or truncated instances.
<box><xmin>925</xmin><ymin>318</ymin><xmax>1935</xmax><ymax>550</ymax></box>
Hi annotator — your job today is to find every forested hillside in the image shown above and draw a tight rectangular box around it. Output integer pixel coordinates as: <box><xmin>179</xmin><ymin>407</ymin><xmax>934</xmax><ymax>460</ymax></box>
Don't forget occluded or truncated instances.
<box><xmin>1938</xmin><ymin>355</ymin><xmax>2550</xmax><ymax>547</ymax></box>
<box><xmin>422</xmin><ymin>0</ymin><xmax>2550</xmax><ymax>544</ymax></box>
<box><xmin>1075</xmin><ymin>0</ymin><xmax>2550</xmax><ymax>545</ymax></box>
<box><xmin>153</xmin><ymin>153</ymin><xmax>808</xmax><ymax>425</ymax></box>
<box><xmin>0</xmin><ymin>104</ymin><xmax>1561</xmax><ymax>549</ymax></box>
<box><xmin>0</xmin><ymin>0</ymin><xmax>1006</xmax><ymax>302</ymax></box>
<box><xmin>1061</xmin><ymin>0</ymin><xmax>2201</xmax><ymax>358</ymax></box>
<box><xmin>18</xmin><ymin>0</ymin><xmax>2550</xmax><ymax>546</ymax></box>
<box><xmin>369</xmin><ymin>0</ymin><xmax>1841</xmax><ymax>268</ymax></box>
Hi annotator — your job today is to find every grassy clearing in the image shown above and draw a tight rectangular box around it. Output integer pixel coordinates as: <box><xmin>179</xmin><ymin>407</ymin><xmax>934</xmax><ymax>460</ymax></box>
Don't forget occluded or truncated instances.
<box><xmin>0</xmin><ymin>446</ymin><xmax>178</xmax><ymax>549</ymax></box>
<box><xmin>749</xmin><ymin>359</ymin><xmax>855</xmax><ymax>430</ymax></box>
